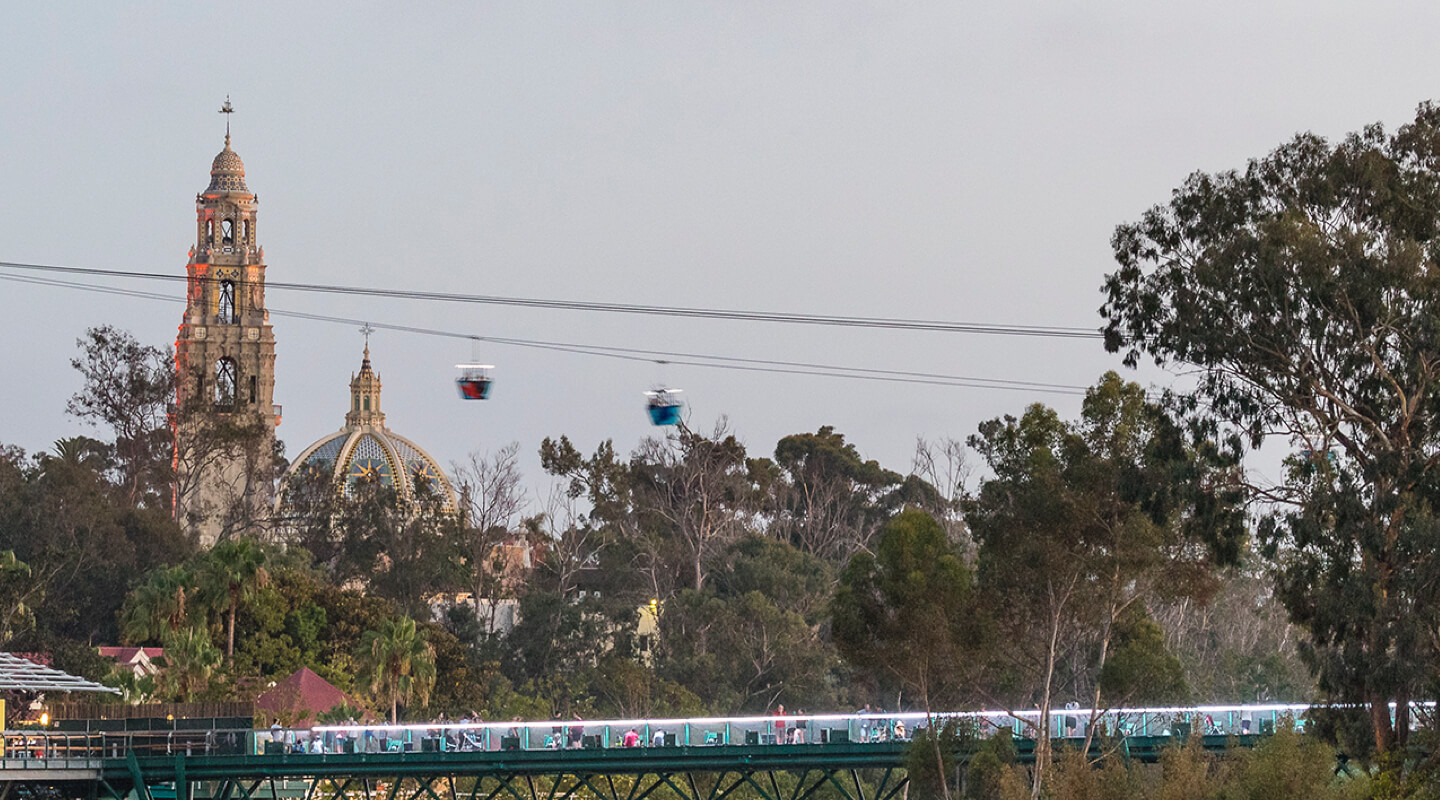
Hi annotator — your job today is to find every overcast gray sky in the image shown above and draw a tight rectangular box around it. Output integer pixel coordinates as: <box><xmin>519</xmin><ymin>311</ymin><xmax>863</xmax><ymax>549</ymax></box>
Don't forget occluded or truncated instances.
<box><xmin>3</xmin><ymin>2</ymin><xmax>1438</xmax><ymax>495</ymax></box>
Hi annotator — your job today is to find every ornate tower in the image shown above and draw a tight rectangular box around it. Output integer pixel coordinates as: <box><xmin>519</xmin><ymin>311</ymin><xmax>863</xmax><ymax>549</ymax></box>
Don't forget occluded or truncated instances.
<box><xmin>346</xmin><ymin>345</ymin><xmax>385</xmax><ymax>428</ymax></box>
<box><xmin>174</xmin><ymin>129</ymin><xmax>280</xmax><ymax>546</ymax></box>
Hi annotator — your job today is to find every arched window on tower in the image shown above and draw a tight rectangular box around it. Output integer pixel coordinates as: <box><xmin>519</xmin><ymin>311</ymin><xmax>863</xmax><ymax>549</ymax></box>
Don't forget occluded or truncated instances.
<box><xmin>218</xmin><ymin>280</ymin><xmax>236</xmax><ymax>324</ymax></box>
<box><xmin>206</xmin><ymin>220</ymin><xmax>214</xmax><ymax>243</ymax></box>
<box><xmin>249</xmin><ymin>375</ymin><xmax>258</xmax><ymax>404</ymax></box>
<box><xmin>221</xmin><ymin>219</ymin><xmax>234</xmax><ymax>246</ymax></box>
<box><xmin>242</xmin><ymin>220</ymin><xmax>250</xmax><ymax>245</ymax></box>
<box><xmin>215</xmin><ymin>358</ymin><xmax>238</xmax><ymax>408</ymax></box>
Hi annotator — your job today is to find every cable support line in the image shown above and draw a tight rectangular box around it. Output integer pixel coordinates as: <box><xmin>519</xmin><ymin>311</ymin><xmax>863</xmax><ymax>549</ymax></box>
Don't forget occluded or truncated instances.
<box><xmin>0</xmin><ymin>270</ymin><xmax>1089</xmax><ymax>396</ymax></box>
<box><xmin>309</xmin><ymin>316</ymin><xmax>1091</xmax><ymax>395</ymax></box>
<box><xmin>0</xmin><ymin>260</ymin><xmax>1104</xmax><ymax>339</ymax></box>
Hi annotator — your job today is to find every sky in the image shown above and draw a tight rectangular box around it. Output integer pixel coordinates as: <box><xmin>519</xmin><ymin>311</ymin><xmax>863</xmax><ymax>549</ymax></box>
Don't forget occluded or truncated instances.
<box><xmin>3</xmin><ymin>2</ymin><xmax>1439</xmax><ymax>501</ymax></box>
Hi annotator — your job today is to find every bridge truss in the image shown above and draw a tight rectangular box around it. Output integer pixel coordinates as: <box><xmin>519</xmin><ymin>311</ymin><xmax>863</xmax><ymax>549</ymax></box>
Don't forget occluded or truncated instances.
<box><xmin>100</xmin><ymin>745</ymin><xmax>911</xmax><ymax>800</ymax></box>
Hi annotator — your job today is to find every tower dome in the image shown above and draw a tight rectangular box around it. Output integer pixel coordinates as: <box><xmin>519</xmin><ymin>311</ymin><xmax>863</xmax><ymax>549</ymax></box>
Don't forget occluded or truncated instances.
<box><xmin>281</xmin><ymin>346</ymin><xmax>456</xmax><ymax>509</ymax></box>
<box><xmin>207</xmin><ymin>135</ymin><xmax>249</xmax><ymax>193</ymax></box>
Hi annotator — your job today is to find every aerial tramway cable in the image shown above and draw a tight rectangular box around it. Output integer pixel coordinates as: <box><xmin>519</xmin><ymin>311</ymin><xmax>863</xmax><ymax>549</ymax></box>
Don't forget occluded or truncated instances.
<box><xmin>0</xmin><ymin>268</ymin><xmax>1091</xmax><ymax>397</ymax></box>
<box><xmin>0</xmin><ymin>260</ymin><xmax>1103</xmax><ymax>339</ymax></box>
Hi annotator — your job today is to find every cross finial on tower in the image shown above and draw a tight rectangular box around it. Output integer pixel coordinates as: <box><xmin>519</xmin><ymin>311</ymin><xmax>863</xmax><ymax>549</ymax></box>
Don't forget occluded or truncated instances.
<box><xmin>360</xmin><ymin>323</ymin><xmax>375</xmax><ymax>359</ymax></box>
<box><xmin>219</xmin><ymin>96</ymin><xmax>234</xmax><ymax>145</ymax></box>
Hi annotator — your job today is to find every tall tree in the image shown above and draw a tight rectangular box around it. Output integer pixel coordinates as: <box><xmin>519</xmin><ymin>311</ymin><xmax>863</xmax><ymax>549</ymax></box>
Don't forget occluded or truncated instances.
<box><xmin>659</xmin><ymin>537</ymin><xmax>840</xmax><ymax>713</ymax></box>
<box><xmin>832</xmin><ymin>509</ymin><xmax>990</xmax><ymax>800</ymax></box>
<box><xmin>769</xmin><ymin>427</ymin><xmax>905</xmax><ymax>562</ymax></box>
<box><xmin>197</xmin><ymin>538</ymin><xmax>271</xmax><ymax>659</ymax></box>
<box><xmin>964</xmin><ymin>373</ymin><xmax>1241</xmax><ymax>795</ymax></box>
<box><xmin>333</xmin><ymin>477</ymin><xmax>464</xmax><ymax>618</ymax></box>
<box><xmin>0</xmin><ymin>444</ymin><xmax>191</xmax><ymax>644</ymax></box>
<box><xmin>631</xmin><ymin>420</ymin><xmax>755</xmax><ymax>591</ymax></box>
<box><xmin>67</xmin><ymin>326</ymin><xmax>174</xmax><ymax>509</ymax></box>
<box><xmin>1102</xmin><ymin>102</ymin><xmax>1440</xmax><ymax>754</ymax></box>
<box><xmin>453</xmin><ymin>443</ymin><xmax>529</xmax><ymax>620</ymax></box>
<box><xmin>356</xmin><ymin>616</ymin><xmax>436</xmax><ymax>723</ymax></box>
<box><xmin>910</xmin><ymin>436</ymin><xmax>972</xmax><ymax>555</ymax></box>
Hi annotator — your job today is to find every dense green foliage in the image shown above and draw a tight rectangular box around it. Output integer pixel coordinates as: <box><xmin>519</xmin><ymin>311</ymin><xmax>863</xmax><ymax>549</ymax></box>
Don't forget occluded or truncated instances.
<box><xmin>0</xmin><ymin>338</ymin><xmax>1325</xmax><ymax>794</ymax></box>
<box><xmin>1104</xmin><ymin>101</ymin><xmax>1440</xmax><ymax>757</ymax></box>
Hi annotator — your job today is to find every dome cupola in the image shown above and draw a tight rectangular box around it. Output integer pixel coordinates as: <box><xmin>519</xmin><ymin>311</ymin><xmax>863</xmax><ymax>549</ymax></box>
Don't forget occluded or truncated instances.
<box><xmin>207</xmin><ymin>134</ymin><xmax>249</xmax><ymax>194</ymax></box>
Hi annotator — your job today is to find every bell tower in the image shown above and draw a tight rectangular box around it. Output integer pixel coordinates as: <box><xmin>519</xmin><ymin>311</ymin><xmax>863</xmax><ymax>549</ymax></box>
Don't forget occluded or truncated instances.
<box><xmin>175</xmin><ymin>106</ymin><xmax>280</xmax><ymax>546</ymax></box>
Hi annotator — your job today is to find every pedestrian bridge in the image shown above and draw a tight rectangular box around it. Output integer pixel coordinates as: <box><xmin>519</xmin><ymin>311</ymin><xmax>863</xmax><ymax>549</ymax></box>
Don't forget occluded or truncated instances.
<box><xmin>0</xmin><ymin>704</ymin><xmax>1321</xmax><ymax>800</ymax></box>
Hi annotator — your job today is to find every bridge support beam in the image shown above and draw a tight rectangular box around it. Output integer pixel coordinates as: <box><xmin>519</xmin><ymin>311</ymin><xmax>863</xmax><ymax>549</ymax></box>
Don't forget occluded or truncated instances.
<box><xmin>248</xmin><ymin>768</ymin><xmax>907</xmax><ymax>800</ymax></box>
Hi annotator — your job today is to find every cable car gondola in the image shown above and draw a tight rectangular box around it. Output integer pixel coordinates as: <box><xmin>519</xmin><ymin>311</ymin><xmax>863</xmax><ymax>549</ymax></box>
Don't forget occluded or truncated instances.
<box><xmin>456</xmin><ymin>364</ymin><xmax>494</xmax><ymax>400</ymax></box>
<box><xmin>645</xmin><ymin>387</ymin><xmax>684</xmax><ymax>426</ymax></box>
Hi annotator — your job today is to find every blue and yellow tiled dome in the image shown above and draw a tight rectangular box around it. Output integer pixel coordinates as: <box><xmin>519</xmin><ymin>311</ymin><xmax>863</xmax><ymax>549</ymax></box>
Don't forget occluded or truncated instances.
<box><xmin>284</xmin><ymin>346</ymin><xmax>456</xmax><ymax>508</ymax></box>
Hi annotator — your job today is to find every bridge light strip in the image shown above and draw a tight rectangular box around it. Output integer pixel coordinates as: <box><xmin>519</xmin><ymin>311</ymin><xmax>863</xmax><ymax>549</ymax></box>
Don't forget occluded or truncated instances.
<box><xmin>311</xmin><ymin>703</ymin><xmax>1422</xmax><ymax>735</ymax></box>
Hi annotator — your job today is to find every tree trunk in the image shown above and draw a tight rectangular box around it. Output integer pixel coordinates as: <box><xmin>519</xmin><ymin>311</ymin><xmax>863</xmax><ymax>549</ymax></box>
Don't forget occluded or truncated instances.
<box><xmin>1033</xmin><ymin>605</ymin><xmax>1063</xmax><ymax>800</ymax></box>
<box><xmin>1081</xmin><ymin>586</ymin><xmax>1122</xmax><ymax>760</ymax></box>
<box><xmin>226</xmin><ymin>602</ymin><xmax>237</xmax><ymax>659</ymax></box>
<box><xmin>921</xmin><ymin>683</ymin><xmax>951</xmax><ymax>800</ymax></box>
<box><xmin>1370</xmin><ymin>690</ymin><xmax>1394</xmax><ymax>754</ymax></box>
<box><xmin>1397</xmin><ymin>687</ymin><xmax>1411</xmax><ymax>748</ymax></box>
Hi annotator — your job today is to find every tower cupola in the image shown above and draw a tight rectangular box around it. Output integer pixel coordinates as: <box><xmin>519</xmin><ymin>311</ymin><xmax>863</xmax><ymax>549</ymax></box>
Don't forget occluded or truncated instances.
<box><xmin>206</xmin><ymin>134</ymin><xmax>250</xmax><ymax>194</ymax></box>
<box><xmin>346</xmin><ymin>345</ymin><xmax>385</xmax><ymax>427</ymax></box>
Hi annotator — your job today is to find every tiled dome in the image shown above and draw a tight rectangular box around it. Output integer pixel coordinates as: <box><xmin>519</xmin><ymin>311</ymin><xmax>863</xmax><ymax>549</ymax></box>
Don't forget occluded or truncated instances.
<box><xmin>279</xmin><ymin>346</ymin><xmax>456</xmax><ymax>511</ymax></box>
<box><xmin>290</xmin><ymin>428</ymin><xmax>454</xmax><ymax>507</ymax></box>
<box><xmin>207</xmin><ymin>136</ymin><xmax>249</xmax><ymax>193</ymax></box>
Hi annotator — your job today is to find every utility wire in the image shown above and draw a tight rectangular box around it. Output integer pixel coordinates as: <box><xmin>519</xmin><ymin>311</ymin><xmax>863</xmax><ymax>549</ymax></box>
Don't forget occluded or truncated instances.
<box><xmin>0</xmin><ymin>260</ymin><xmax>1103</xmax><ymax>339</ymax></box>
<box><xmin>0</xmin><ymin>270</ymin><xmax>1090</xmax><ymax>396</ymax></box>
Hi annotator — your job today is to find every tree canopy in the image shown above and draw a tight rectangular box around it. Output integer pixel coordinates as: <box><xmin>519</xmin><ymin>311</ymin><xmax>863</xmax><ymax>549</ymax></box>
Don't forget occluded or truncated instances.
<box><xmin>1103</xmin><ymin>101</ymin><xmax>1440</xmax><ymax>754</ymax></box>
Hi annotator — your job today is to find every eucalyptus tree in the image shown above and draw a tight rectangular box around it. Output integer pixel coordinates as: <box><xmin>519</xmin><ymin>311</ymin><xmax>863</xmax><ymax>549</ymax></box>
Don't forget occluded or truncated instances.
<box><xmin>769</xmin><ymin>427</ymin><xmax>905</xmax><ymax>563</ymax></box>
<box><xmin>631</xmin><ymin>420</ymin><xmax>756</xmax><ymax>592</ymax></box>
<box><xmin>67</xmin><ymin>326</ymin><xmax>174</xmax><ymax>509</ymax></box>
<box><xmin>964</xmin><ymin>373</ymin><xmax>1242</xmax><ymax>796</ymax></box>
<box><xmin>833</xmin><ymin>509</ymin><xmax>991</xmax><ymax>800</ymax></box>
<box><xmin>1103</xmin><ymin>102</ymin><xmax>1440</xmax><ymax>754</ymax></box>
<box><xmin>333</xmin><ymin>477</ymin><xmax>464</xmax><ymax>619</ymax></box>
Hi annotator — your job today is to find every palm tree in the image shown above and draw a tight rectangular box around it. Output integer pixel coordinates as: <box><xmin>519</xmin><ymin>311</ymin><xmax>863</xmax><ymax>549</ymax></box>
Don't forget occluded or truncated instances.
<box><xmin>162</xmin><ymin>627</ymin><xmax>221</xmax><ymax>701</ymax></box>
<box><xmin>356</xmin><ymin>616</ymin><xmax>436</xmax><ymax>723</ymax></box>
<box><xmin>120</xmin><ymin>565</ymin><xmax>196</xmax><ymax>644</ymax></box>
<box><xmin>197</xmin><ymin>538</ymin><xmax>270</xmax><ymax>660</ymax></box>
